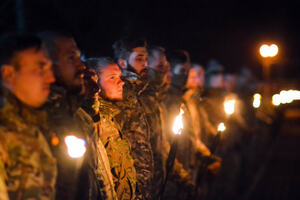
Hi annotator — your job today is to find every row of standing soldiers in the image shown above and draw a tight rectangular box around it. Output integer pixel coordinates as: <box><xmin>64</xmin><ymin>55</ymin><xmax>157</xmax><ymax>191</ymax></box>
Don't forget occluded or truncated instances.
<box><xmin>0</xmin><ymin>32</ymin><xmax>259</xmax><ymax>200</ymax></box>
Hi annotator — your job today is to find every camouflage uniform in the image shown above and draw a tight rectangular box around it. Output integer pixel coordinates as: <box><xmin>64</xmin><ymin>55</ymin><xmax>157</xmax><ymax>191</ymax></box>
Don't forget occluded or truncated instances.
<box><xmin>147</xmin><ymin>68</ymin><xmax>192</xmax><ymax>199</ymax></box>
<box><xmin>120</xmin><ymin>69</ymin><xmax>191</xmax><ymax>199</ymax></box>
<box><xmin>163</xmin><ymin>78</ymin><xmax>222</xmax><ymax>199</ymax></box>
<box><xmin>45</xmin><ymin>85</ymin><xmax>116</xmax><ymax>200</ymax></box>
<box><xmin>115</xmin><ymin>70</ymin><xmax>154</xmax><ymax>200</ymax></box>
<box><xmin>201</xmin><ymin>89</ymin><xmax>248</xmax><ymax>200</ymax></box>
<box><xmin>201</xmin><ymin>88</ymin><xmax>227</xmax><ymax>127</ymax></box>
<box><xmin>94</xmin><ymin>97</ymin><xmax>136</xmax><ymax>200</ymax></box>
<box><xmin>0</xmin><ymin>92</ymin><xmax>57</xmax><ymax>200</ymax></box>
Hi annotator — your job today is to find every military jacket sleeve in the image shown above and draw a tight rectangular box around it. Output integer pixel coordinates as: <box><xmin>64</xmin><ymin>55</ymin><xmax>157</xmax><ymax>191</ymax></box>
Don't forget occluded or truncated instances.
<box><xmin>96</xmin><ymin>100</ymin><xmax>136</xmax><ymax>200</ymax></box>
<box><xmin>74</xmin><ymin>108</ymin><xmax>118</xmax><ymax>200</ymax></box>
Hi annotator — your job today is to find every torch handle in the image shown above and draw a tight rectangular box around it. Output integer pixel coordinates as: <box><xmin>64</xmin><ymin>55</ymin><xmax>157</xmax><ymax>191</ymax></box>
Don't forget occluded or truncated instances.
<box><xmin>211</xmin><ymin>131</ymin><xmax>221</xmax><ymax>154</ymax></box>
<box><xmin>194</xmin><ymin>131</ymin><xmax>221</xmax><ymax>198</ymax></box>
<box><xmin>159</xmin><ymin>138</ymin><xmax>178</xmax><ymax>200</ymax></box>
<box><xmin>166</xmin><ymin>139</ymin><xmax>178</xmax><ymax>171</ymax></box>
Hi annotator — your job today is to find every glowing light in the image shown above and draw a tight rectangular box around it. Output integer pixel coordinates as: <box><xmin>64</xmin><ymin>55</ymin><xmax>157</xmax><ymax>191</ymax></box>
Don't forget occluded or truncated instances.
<box><xmin>224</xmin><ymin>99</ymin><xmax>236</xmax><ymax>115</ymax></box>
<box><xmin>172</xmin><ymin>108</ymin><xmax>184</xmax><ymax>135</ymax></box>
<box><xmin>270</xmin><ymin>44</ymin><xmax>278</xmax><ymax>57</ymax></box>
<box><xmin>260</xmin><ymin>44</ymin><xmax>270</xmax><ymax>58</ymax></box>
<box><xmin>65</xmin><ymin>135</ymin><xmax>86</xmax><ymax>158</ymax></box>
<box><xmin>272</xmin><ymin>94</ymin><xmax>281</xmax><ymax>106</ymax></box>
<box><xmin>253</xmin><ymin>93</ymin><xmax>262</xmax><ymax>108</ymax></box>
<box><xmin>218</xmin><ymin>123</ymin><xmax>226</xmax><ymax>132</ymax></box>
<box><xmin>272</xmin><ymin>90</ymin><xmax>300</xmax><ymax>106</ymax></box>
<box><xmin>259</xmin><ymin>44</ymin><xmax>279</xmax><ymax>58</ymax></box>
<box><xmin>51</xmin><ymin>135</ymin><xmax>59</xmax><ymax>146</ymax></box>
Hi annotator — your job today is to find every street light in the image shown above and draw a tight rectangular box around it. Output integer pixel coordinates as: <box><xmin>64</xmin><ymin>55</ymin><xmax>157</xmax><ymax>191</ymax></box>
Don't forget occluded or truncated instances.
<box><xmin>259</xmin><ymin>43</ymin><xmax>279</xmax><ymax>95</ymax></box>
<box><xmin>259</xmin><ymin>44</ymin><xmax>278</xmax><ymax>58</ymax></box>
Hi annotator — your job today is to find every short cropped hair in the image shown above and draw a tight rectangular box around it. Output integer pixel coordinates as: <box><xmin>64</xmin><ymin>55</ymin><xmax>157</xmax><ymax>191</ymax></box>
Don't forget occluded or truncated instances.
<box><xmin>38</xmin><ymin>31</ymin><xmax>73</xmax><ymax>61</ymax></box>
<box><xmin>148</xmin><ymin>46</ymin><xmax>166</xmax><ymax>59</ymax></box>
<box><xmin>85</xmin><ymin>57</ymin><xmax>116</xmax><ymax>75</ymax></box>
<box><xmin>0</xmin><ymin>33</ymin><xmax>42</xmax><ymax>68</ymax></box>
<box><xmin>112</xmin><ymin>37</ymin><xmax>147</xmax><ymax>61</ymax></box>
<box><xmin>167</xmin><ymin>49</ymin><xmax>190</xmax><ymax>71</ymax></box>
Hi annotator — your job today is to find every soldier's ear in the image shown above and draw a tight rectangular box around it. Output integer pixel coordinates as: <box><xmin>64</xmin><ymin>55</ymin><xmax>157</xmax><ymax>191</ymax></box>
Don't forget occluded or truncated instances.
<box><xmin>118</xmin><ymin>59</ymin><xmax>127</xmax><ymax>69</ymax></box>
<box><xmin>1</xmin><ymin>65</ymin><xmax>17</xmax><ymax>87</ymax></box>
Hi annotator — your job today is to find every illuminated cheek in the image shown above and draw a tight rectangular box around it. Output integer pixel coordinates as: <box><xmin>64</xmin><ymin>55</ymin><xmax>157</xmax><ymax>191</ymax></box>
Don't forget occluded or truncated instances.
<box><xmin>130</xmin><ymin>60</ymin><xmax>142</xmax><ymax>71</ymax></box>
<box><xmin>101</xmin><ymin>82</ymin><xmax>109</xmax><ymax>95</ymax></box>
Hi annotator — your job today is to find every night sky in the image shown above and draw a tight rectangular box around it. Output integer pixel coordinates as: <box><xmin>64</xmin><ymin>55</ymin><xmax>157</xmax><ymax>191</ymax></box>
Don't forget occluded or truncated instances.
<box><xmin>1</xmin><ymin>0</ymin><xmax>300</xmax><ymax>79</ymax></box>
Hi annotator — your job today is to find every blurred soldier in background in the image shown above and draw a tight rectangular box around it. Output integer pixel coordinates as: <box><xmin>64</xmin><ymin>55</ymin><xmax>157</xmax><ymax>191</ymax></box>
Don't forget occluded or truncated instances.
<box><xmin>40</xmin><ymin>32</ymin><xmax>115</xmax><ymax>200</ymax></box>
<box><xmin>148</xmin><ymin>47</ymin><xmax>192</xmax><ymax>199</ymax></box>
<box><xmin>184</xmin><ymin>63</ymin><xmax>222</xmax><ymax>199</ymax></box>
<box><xmin>203</xmin><ymin>62</ymin><xmax>249</xmax><ymax>200</ymax></box>
<box><xmin>163</xmin><ymin>49</ymin><xmax>216</xmax><ymax>199</ymax></box>
<box><xmin>202</xmin><ymin>60</ymin><xmax>227</xmax><ymax>127</ymax></box>
<box><xmin>0</xmin><ymin>33</ymin><xmax>57</xmax><ymax>200</ymax></box>
<box><xmin>190</xmin><ymin>64</ymin><xmax>218</xmax><ymax>145</ymax></box>
<box><xmin>86</xmin><ymin>57</ymin><xmax>136</xmax><ymax>200</ymax></box>
<box><xmin>113</xmin><ymin>38</ymin><xmax>154</xmax><ymax>199</ymax></box>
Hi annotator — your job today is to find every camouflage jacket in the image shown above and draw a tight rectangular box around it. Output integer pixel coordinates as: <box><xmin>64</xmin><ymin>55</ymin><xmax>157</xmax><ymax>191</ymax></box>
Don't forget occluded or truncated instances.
<box><xmin>45</xmin><ymin>85</ymin><xmax>115</xmax><ymax>200</ymax></box>
<box><xmin>164</xmin><ymin>86</ymin><xmax>211</xmax><ymax>172</ymax></box>
<box><xmin>95</xmin><ymin>97</ymin><xmax>136</xmax><ymax>200</ymax></box>
<box><xmin>187</xmin><ymin>90</ymin><xmax>218</xmax><ymax>145</ymax></box>
<box><xmin>181</xmin><ymin>90</ymin><xmax>215</xmax><ymax>176</ymax></box>
<box><xmin>115</xmin><ymin>70</ymin><xmax>154</xmax><ymax>200</ymax></box>
<box><xmin>120</xmin><ymin>70</ymin><xmax>190</xmax><ymax>199</ymax></box>
<box><xmin>201</xmin><ymin>88</ymin><xmax>227</xmax><ymax>126</ymax></box>
<box><xmin>183</xmin><ymin>90</ymin><xmax>212</xmax><ymax>157</ymax></box>
<box><xmin>0</xmin><ymin>93</ymin><xmax>57</xmax><ymax>200</ymax></box>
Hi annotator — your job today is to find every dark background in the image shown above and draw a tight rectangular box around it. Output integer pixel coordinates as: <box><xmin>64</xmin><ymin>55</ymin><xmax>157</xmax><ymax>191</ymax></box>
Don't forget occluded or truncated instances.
<box><xmin>1</xmin><ymin>0</ymin><xmax>300</xmax><ymax>79</ymax></box>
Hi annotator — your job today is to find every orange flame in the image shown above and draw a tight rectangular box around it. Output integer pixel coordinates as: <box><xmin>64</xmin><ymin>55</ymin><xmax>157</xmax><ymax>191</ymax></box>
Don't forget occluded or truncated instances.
<box><xmin>172</xmin><ymin>108</ymin><xmax>184</xmax><ymax>135</ymax></box>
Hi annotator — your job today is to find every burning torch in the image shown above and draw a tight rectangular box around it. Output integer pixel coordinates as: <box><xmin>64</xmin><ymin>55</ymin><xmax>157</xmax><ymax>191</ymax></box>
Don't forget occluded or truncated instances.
<box><xmin>194</xmin><ymin>122</ymin><xmax>226</xmax><ymax>198</ymax></box>
<box><xmin>159</xmin><ymin>107</ymin><xmax>184</xmax><ymax>199</ymax></box>
<box><xmin>64</xmin><ymin>135</ymin><xmax>87</xmax><ymax>158</ymax></box>
<box><xmin>224</xmin><ymin>98</ymin><xmax>236</xmax><ymax>116</ymax></box>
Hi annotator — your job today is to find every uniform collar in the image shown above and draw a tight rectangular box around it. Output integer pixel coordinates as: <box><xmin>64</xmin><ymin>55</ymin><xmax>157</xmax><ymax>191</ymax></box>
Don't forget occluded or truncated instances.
<box><xmin>98</xmin><ymin>97</ymin><xmax>120</xmax><ymax>118</ymax></box>
<box><xmin>122</xmin><ymin>69</ymin><xmax>149</xmax><ymax>96</ymax></box>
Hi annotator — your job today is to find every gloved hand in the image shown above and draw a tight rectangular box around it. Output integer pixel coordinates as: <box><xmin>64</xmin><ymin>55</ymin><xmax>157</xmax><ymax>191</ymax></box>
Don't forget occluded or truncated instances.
<box><xmin>197</xmin><ymin>154</ymin><xmax>222</xmax><ymax>176</ymax></box>
<box><xmin>207</xmin><ymin>157</ymin><xmax>221</xmax><ymax>176</ymax></box>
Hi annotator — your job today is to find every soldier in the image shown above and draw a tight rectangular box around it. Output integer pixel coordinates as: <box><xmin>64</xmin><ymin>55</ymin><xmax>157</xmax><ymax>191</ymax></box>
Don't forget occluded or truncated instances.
<box><xmin>190</xmin><ymin>64</ymin><xmax>218</xmax><ymax>143</ymax></box>
<box><xmin>86</xmin><ymin>57</ymin><xmax>136</xmax><ymax>200</ymax></box>
<box><xmin>164</xmin><ymin>50</ymin><xmax>221</xmax><ymax>199</ymax></box>
<box><xmin>202</xmin><ymin>60</ymin><xmax>227</xmax><ymax>126</ymax></box>
<box><xmin>148</xmin><ymin>47</ymin><xmax>192</xmax><ymax>199</ymax></box>
<box><xmin>0</xmin><ymin>33</ymin><xmax>57</xmax><ymax>199</ymax></box>
<box><xmin>40</xmin><ymin>32</ymin><xmax>116</xmax><ymax>200</ymax></box>
<box><xmin>203</xmin><ymin>61</ymin><xmax>248</xmax><ymax>200</ymax></box>
<box><xmin>112</xmin><ymin>38</ymin><xmax>154</xmax><ymax>200</ymax></box>
<box><xmin>184</xmin><ymin>64</ymin><xmax>222</xmax><ymax>198</ymax></box>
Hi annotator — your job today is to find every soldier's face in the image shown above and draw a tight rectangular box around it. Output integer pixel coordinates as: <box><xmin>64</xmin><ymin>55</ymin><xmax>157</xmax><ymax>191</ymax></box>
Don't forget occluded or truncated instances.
<box><xmin>149</xmin><ymin>51</ymin><xmax>168</xmax><ymax>73</ymax></box>
<box><xmin>2</xmin><ymin>48</ymin><xmax>55</xmax><ymax>108</ymax></box>
<box><xmin>98</xmin><ymin>64</ymin><xmax>124</xmax><ymax>101</ymax></box>
<box><xmin>209</xmin><ymin>74</ymin><xmax>225</xmax><ymax>89</ymax></box>
<box><xmin>54</xmin><ymin>38</ymin><xmax>85</xmax><ymax>92</ymax></box>
<box><xmin>172</xmin><ymin>62</ymin><xmax>190</xmax><ymax>76</ymax></box>
<box><xmin>186</xmin><ymin>68</ymin><xmax>199</xmax><ymax>89</ymax></box>
<box><xmin>186</xmin><ymin>66</ymin><xmax>205</xmax><ymax>89</ymax></box>
<box><xmin>128</xmin><ymin>47</ymin><xmax>149</xmax><ymax>78</ymax></box>
<box><xmin>149</xmin><ymin>51</ymin><xmax>171</xmax><ymax>85</ymax></box>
